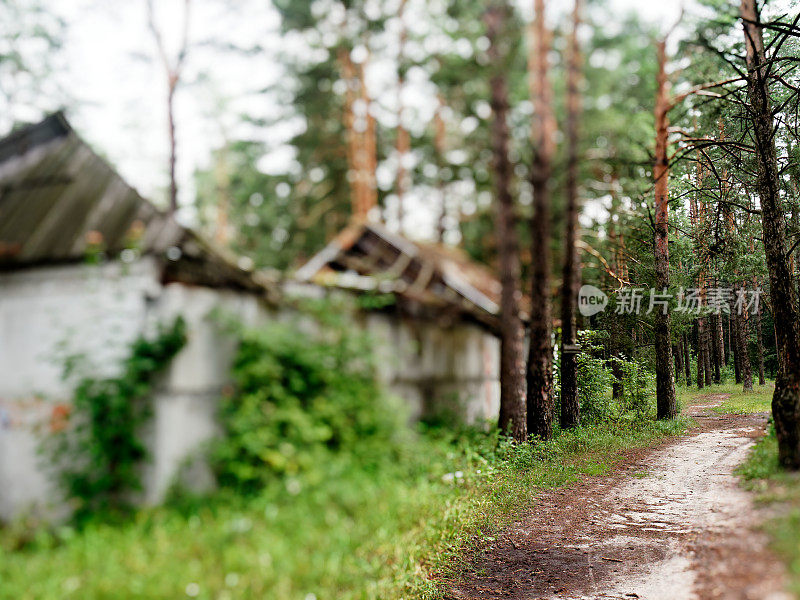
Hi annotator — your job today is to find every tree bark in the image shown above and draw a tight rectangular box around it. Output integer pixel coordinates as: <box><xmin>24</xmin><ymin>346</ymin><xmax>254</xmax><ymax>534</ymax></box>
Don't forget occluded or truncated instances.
<box><xmin>559</xmin><ymin>0</ymin><xmax>582</xmax><ymax>430</ymax></box>
<box><xmin>754</xmin><ymin>291</ymin><xmax>766</xmax><ymax>386</ymax></box>
<box><xmin>526</xmin><ymin>0</ymin><xmax>556</xmax><ymax>439</ymax></box>
<box><xmin>739</xmin><ymin>295</ymin><xmax>754</xmax><ymax>391</ymax></box>
<box><xmin>683</xmin><ymin>333</ymin><xmax>692</xmax><ymax>385</ymax></box>
<box><xmin>726</xmin><ymin>314</ymin><xmax>732</xmax><ymax>365</ymax></box>
<box><xmin>712</xmin><ymin>312</ymin><xmax>723</xmax><ymax>383</ymax></box>
<box><xmin>652</xmin><ymin>38</ymin><xmax>677</xmax><ymax>418</ymax></box>
<box><xmin>732</xmin><ymin>308</ymin><xmax>742</xmax><ymax>383</ymax></box>
<box><xmin>486</xmin><ymin>5</ymin><xmax>527</xmax><ymax>442</ymax></box>
<box><xmin>166</xmin><ymin>83</ymin><xmax>178</xmax><ymax>214</ymax></box>
<box><xmin>742</xmin><ymin>0</ymin><xmax>800</xmax><ymax>467</ymax></box>
<box><xmin>704</xmin><ymin>323</ymin><xmax>713</xmax><ymax>387</ymax></box>
<box><xmin>696</xmin><ymin>320</ymin><xmax>705</xmax><ymax>389</ymax></box>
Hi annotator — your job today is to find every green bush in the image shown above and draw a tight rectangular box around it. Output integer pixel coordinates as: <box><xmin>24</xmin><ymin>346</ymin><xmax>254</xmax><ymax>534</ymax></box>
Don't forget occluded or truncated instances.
<box><xmin>212</xmin><ymin>309</ymin><xmax>406</xmax><ymax>495</ymax></box>
<box><xmin>44</xmin><ymin>318</ymin><xmax>187</xmax><ymax>525</ymax></box>
<box><xmin>575</xmin><ymin>330</ymin><xmax>614</xmax><ymax>422</ymax></box>
<box><xmin>556</xmin><ymin>330</ymin><xmax>656</xmax><ymax>425</ymax></box>
<box><xmin>617</xmin><ymin>356</ymin><xmax>656</xmax><ymax>417</ymax></box>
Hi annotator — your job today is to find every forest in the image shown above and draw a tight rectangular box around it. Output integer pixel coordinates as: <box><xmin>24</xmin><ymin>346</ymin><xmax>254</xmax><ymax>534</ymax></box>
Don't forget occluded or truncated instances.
<box><xmin>2</xmin><ymin>0</ymin><xmax>800</xmax><ymax>598</ymax></box>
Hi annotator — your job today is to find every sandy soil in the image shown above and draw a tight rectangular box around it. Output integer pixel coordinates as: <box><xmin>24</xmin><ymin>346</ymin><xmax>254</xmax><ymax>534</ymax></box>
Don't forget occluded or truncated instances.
<box><xmin>446</xmin><ymin>396</ymin><xmax>792</xmax><ymax>600</ymax></box>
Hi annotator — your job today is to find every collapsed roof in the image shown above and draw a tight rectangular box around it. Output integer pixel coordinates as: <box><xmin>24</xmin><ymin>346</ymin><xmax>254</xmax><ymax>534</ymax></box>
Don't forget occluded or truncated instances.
<box><xmin>0</xmin><ymin>112</ymin><xmax>277</xmax><ymax>301</ymax></box>
<box><xmin>295</xmin><ymin>221</ymin><xmax>504</xmax><ymax>332</ymax></box>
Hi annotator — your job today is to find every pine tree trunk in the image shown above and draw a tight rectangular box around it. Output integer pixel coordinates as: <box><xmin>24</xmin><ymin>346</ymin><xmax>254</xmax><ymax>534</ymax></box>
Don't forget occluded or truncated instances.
<box><xmin>673</xmin><ymin>343</ymin><xmax>682</xmax><ymax>386</ymax></box>
<box><xmin>754</xmin><ymin>299</ymin><xmax>766</xmax><ymax>386</ymax></box>
<box><xmin>732</xmin><ymin>308</ymin><xmax>742</xmax><ymax>383</ymax></box>
<box><xmin>683</xmin><ymin>333</ymin><xmax>692</xmax><ymax>385</ymax></box>
<box><xmin>486</xmin><ymin>5</ymin><xmax>527</xmax><ymax>441</ymax></box>
<box><xmin>712</xmin><ymin>313</ymin><xmax>723</xmax><ymax>383</ymax></box>
<box><xmin>703</xmin><ymin>321</ymin><xmax>714</xmax><ymax>386</ymax></box>
<box><xmin>742</xmin><ymin>0</ymin><xmax>800</xmax><ymax>467</ymax></box>
<box><xmin>726</xmin><ymin>314</ymin><xmax>732</xmax><ymax>365</ymax></box>
<box><xmin>740</xmin><ymin>301</ymin><xmax>754</xmax><ymax>392</ymax></box>
<box><xmin>166</xmin><ymin>80</ymin><xmax>179</xmax><ymax>215</ymax></box>
<box><xmin>526</xmin><ymin>0</ymin><xmax>556</xmax><ymax>439</ymax></box>
<box><xmin>696</xmin><ymin>320</ymin><xmax>705</xmax><ymax>389</ymax></box>
<box><xmin>559</xmin><ymin>0</ymin><xmax>582</xmax><ymax>430</ymax></box>
<box><xmin>652</xmin><ymin>38</ymin><xmax>677</xmax><ymax>419</ymax></box>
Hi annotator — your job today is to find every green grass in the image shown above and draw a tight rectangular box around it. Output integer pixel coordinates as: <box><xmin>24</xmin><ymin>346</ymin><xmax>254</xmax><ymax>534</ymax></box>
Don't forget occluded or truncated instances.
<box><xmin>738</xmin><ymin>431</ymin><xmax>800</xmax><ymax>596</ymax></box>
<box><xmin>714</xmin><ymin>383</ymin><xmax>774</xmax><ymax>414</ymax></box>
<box><xmin>676</xmin><ymin>381</ymin><xmax>774</xmax><ymax>414</ymax></box>
<box><xmin>0</xmin><ymin>417</ymin><xmax>690</xmax><ymax>600</ymax></box>
<box><xmin>691</xmin><ymin>378</ymin><xmax>800</xmax><ymax>596</ymax></box>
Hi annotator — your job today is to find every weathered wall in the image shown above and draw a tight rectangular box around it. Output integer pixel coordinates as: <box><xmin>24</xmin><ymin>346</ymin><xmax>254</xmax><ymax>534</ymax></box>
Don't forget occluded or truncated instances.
<box><xmin>0</xmin><ymin>258</ymin><xmax>270</xmax><ymax>520</ymax></box>
<box><xmin>0</xmin><ymin>259</ymin><xmax>161</xmax><ymax>521</ymax></box>
<box><xmin>283</xmin><ymin>282</ymin><xmax>501</xmax><ymax>425</ymax></box>
<box><xmin>364</xmin><ymin>312</ymin><xmax>500</xmax><ymax>424</ymax></box>
<box><xmin>0</xmin><ymin>263</ymin><xmax>500</xmax><ymax>522</ymax></box>
<box><xmin>142</xmin><ymin>283</ymin><xmax>269</xmax><ymax>503</ymax></box>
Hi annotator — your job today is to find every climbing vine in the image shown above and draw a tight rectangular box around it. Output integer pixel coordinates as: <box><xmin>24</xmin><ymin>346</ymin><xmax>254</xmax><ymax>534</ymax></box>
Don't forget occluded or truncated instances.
<box><xmin>45</xmin><ymin>317</ymin><xmax>187</xmax><ymax>524</ymax></box>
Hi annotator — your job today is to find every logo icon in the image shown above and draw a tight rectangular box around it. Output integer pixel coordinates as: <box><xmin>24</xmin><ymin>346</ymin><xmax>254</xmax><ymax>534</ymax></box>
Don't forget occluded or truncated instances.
<box><xmin>578</xmin><ymin>284</ymin><xmax>608</xmax><ymax>317</ymax></box>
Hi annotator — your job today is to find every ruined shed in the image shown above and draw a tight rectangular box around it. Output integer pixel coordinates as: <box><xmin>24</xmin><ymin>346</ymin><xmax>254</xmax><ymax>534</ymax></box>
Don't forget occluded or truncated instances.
<box><xmin>0</xmin><ymin>114</ymin><xmax>277</xmax><ymax>520</ymax></box>
<box><xmin>294</xmin><ymin>222</ymin><xmax>502</xmax><ymax>425</ymax></box>
<box><xmin>0</xmin><ymin>114</ymin><xmax>504</xmax><ymax>522</ymax></box>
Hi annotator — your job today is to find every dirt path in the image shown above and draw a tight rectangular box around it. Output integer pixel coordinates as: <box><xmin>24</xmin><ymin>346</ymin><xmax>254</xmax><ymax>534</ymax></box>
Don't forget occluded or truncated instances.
<box><xmin>447</xmin><ymin>395</ymin><xmax>791</xmax><ymax>600</ymax></box>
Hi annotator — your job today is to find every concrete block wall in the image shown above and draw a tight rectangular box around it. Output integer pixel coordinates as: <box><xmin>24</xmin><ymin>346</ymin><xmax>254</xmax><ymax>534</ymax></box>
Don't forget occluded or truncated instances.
<box><xmin>0</xmin><ymin>260</ymin><xmax>271</xmax><ymax>520</ymax></box>
<box><xmin>143</xmin><ymin>284</ymin><xmax>270</xmax><ymax>502</ymax></box>
<box><xmin>0</xmin><ymin>261</ymin><xmax>500</xmax><ymax>521</ymax></box>
<box><xmin>0</xmin><ymin>258</ymin><xmax>161</xmax><ymax>521</ymax></box>
<box><xmin>363</xmin><ymin>312</ymin><xmax>500</xmax><ymax>425</ymax></box>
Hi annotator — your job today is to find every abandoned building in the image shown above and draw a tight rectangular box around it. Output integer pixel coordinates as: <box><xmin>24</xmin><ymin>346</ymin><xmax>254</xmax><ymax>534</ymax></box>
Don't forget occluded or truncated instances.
<box><xmin>293</xmin><ymin>221</ymin><xmax>502</xmax><ymax>424</ymax></box>
<box><xmin>0</xmin><ymin>114</ymin><xmax>502</xmax><ymax>521</ymax></box>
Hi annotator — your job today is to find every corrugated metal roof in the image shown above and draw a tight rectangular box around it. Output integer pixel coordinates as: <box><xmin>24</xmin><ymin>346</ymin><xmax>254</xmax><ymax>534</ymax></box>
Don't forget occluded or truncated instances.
<box><xmin>296</xmin><ymin>221</ymin><xmax>503</xmax><ymax>331</ymax></box>
<box><xmin>0</xmin><ymin>113</ymin><xmax>277</xmax><ymax>301</ymax></box>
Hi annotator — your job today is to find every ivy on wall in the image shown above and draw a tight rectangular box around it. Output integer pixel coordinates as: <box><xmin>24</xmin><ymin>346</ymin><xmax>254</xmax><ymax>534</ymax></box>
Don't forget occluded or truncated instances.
<box><xmin>44</xmin><ymin>317</ymin><xmax>187</xmax><ymax>524</ymax></box>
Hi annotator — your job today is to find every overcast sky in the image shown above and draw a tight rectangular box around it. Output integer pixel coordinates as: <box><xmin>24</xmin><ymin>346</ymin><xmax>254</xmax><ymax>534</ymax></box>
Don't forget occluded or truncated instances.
<box><xmin>37</xmin><ymin>0</ymin><xmax>686</xmax><ymax>226</ymax></box>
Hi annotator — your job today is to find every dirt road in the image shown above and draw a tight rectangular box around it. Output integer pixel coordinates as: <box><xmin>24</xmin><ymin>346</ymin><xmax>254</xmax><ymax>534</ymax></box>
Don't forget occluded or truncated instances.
<box><xmin>447</xmin><ymin>396</ymin><xmax>791</xmax><ymax>600</ymax></box>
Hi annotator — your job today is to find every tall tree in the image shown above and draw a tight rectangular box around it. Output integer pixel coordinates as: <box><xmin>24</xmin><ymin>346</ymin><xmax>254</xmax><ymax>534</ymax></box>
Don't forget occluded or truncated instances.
<box><xmin>739</xmin><ymin>294</ymin><xmax>754</xmax><ymax>391</ymax></box>
<box><xmin>146</xmin><ymin>0</ymin><xmax>192</xmax><ymax>215</ymax></box>
<box><xmin>559</xmin><ymin>0</ymin><xmax>583</xmax><ymax>430</ymax></box>
<box><xmin>683</xmin><ymin>333</ymin><xmax>692</xmax><ymax>385</ymax></box>
<box><xmin>527</xmin><ymin>0</ymin><xmax>556</xmax><ymax>439</ymax></box>
<box><xmin>394</xmin><ymin>0</ymin><xmax>409</xmax><ymax>232</ymax></box>
<box><xmin>740</xmin><ymin>0</ymin><xmax>800</xmax><ymax>468</ymax></box>
<box><xmin>485</xmin><ymin>3</ymin><xmax>526</xmax><ymax>442</ymax></box>
<box><xmin>652</xmin><ymin>35</ymin><xmax>677</xmax><ymax>418</ymax></box>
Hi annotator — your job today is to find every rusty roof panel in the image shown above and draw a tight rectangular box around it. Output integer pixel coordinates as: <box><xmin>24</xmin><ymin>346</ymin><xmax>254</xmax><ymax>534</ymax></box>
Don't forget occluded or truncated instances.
<box><xmin>0</xmin><ymin>113</ymin><xmax>278</xmax><ymax>302</ymax></box>
<box><xmin>296</xmin><ymin>221</ymin><xmax>504</xmax><ymax>331</ymax></box>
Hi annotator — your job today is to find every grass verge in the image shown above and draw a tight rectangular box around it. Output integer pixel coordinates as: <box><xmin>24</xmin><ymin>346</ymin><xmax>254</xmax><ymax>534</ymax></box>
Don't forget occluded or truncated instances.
<box><xmin>738</xmin><ymin>430</ymin><xmax>800</xmax><ymax>597</ymax></box>
<box><xmin>695</xmin><ymin>379</ymin><xmax>800</xmax><ymax>597</ymax></box>
<box><xmin>676</xmin><ymin>381</ymin><xmax>774</xmax><ymax>414</ymax></box>
<box><xmin>0</xmin><ymin>417</ymin><xmax>689</xmax><ymax>600</ymax></box>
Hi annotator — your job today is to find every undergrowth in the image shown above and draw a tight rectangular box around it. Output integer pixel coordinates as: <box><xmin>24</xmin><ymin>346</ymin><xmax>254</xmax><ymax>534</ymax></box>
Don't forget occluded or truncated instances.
<box><xmin>0</xmin><ymin>312</ymin><xmax>689</xmax><ymax>599</ymax></box>
<box><xmin>0</xmin><ymin>415</ymin><xmax>688</xmax><ymax>600</ymax></box>
<box><xmin>42</xmin><ymin>317</ymin><xmax>187</xmax><ymax>526</ymax></box>
<box><xmin>738</xmin><ymin>425</ymin><xmax>800</xmax><ymax>597</ymax></box>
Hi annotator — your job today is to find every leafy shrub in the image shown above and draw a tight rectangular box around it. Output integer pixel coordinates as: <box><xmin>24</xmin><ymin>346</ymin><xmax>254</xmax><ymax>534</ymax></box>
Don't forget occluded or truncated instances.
<box><xmin>556</xmin><ymin>330</ymin><xmax>657</xmax><ymax>426</ymax></box>
<box><xmin>617</xmin><ymin>356</ymin><xmax>656</xmax><ymax>417</ymax></box>
<box><xmin>45</xmin><ymin>318</ymin><xmax>187</xmax><ymax>524</ymax></box>
<box><xmin>212</xmin><ymin>305</ymin><xmax>406</xmax><ymax>495</ymax></box>
<box><xmin>575</xmin><ymin>330</ymin><xmax>614</xmax><ymax>422</ymax></box>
